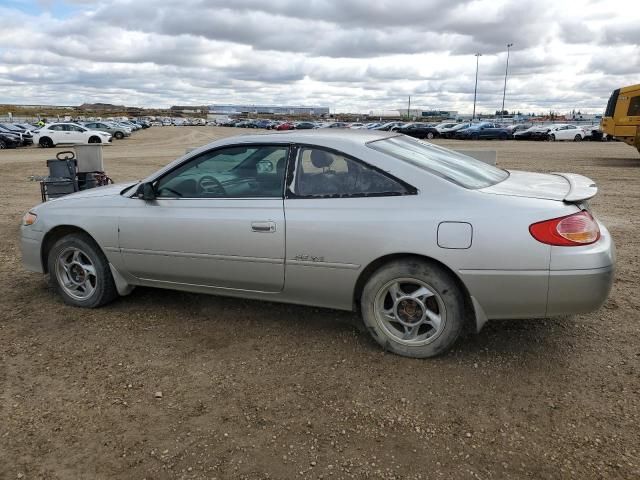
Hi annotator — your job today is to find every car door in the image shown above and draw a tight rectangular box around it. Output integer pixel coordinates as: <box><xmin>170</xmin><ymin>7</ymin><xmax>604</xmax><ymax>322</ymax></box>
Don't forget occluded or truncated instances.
<box><xmin>63</xmin><ymin>124</ymin><xmax>86</xmax><ymax>143</ymax></box>
<box><xmin>96</xmin><ymin>123</ymin><xmax>111</xmax><ymax>134</ymax></box>
<box><xmin>564</xmin><ymin>125</ymin><xmax>580</xmax><ymax>139</ymax></box>
<box><xmin>118</xmin><ymin>144</ymin><xmax>289</xmax><ymax>292</ymax></box>
<box><xmin>45</xmin><ymin>124</ymin><xmax>63</xmax><ymax>144</ymax></box>
<box><xmin>479</xmin><ymin>123</ymin><xmax>496</xmax><ymax>138</ymax></box>
<box><xmin>555</xmin><ymin>125</ymin><xmax>570</xmax><ymax>140</ymax></box>
<box><xmin>283</xmin><ymin>145</ymin><xmax>414</xmax><ymax>307</ymax></box>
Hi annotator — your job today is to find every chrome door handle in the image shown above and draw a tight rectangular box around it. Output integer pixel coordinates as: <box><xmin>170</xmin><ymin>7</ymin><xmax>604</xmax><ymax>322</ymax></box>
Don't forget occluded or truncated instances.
<box><xmin>251</xmin><ymin>221</ymin><xmax>276</xmax><ymax>233</ymax></box>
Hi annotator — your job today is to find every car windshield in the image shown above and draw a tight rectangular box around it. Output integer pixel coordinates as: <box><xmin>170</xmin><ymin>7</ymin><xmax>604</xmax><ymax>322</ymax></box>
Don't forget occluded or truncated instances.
<box><xmin>367</xmin><ymin>135</ymin><xmax>508</xmax><ymax>189</ymax></box>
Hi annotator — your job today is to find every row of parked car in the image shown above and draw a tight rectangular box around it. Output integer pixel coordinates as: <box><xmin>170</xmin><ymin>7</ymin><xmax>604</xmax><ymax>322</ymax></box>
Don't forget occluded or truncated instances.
<box><xmin>0</xmin><ymin>119</ymin><xmax>151</xmax><ymax>149</ymax></box>
<box><xmin>217</xmin><ymin>118</ymin><xmax>603</xmax><ymax>142</ymax></box>
<box><xmin>0</xmin><ymin>122</ymin><xmax>39</xmax><ymax>149</ymax></box>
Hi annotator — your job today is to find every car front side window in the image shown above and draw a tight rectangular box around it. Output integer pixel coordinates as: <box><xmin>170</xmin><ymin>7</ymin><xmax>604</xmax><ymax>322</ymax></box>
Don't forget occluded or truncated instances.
<box><xmin>154</xmin><ymin>145</ymin><xmax>289</xmax><ymax>199</ymax></box>
<box><xmin>291</xmin><ymin>147</ymin><xmax>409</xmax><ymax>198</ymax></box>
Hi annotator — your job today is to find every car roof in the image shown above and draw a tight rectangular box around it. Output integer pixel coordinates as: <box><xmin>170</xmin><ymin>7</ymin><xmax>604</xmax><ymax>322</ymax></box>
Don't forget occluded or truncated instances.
<box><xmin>146</xmin><ymin>130</ymin><xmax>402</xmax><ymax>183</ymax></box>
<box><xmin>214</xmin><ymin>128</ymin><xmax>398</xmax><ymax>146</ymax></box>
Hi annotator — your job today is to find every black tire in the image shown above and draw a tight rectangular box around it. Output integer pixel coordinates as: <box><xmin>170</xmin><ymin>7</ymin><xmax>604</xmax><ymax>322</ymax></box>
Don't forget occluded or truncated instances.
<box><xmin>471</xmin><ymin>133</ymin><xmax>479</xmax><ymax>140</ymax></box>
<box><xmin>0</xmin><ymin>139</ymin><xmax>5</xmax><ymax>149</ymax></box>
<box><xmin>426</xmin><ymin>131</ymin><xmax>435</xmax><ymax>140</ymax></box>
<box><xmin>360</xmin><ymin>259</ymin><xmax>466</xmax><ymax>358</ymax></box>
<box><xmin>548</xmin><ymin>134</ymin><xmax>556</xmax><ymax>142</ymax></box>
<box><xmin>574</xmin><ymin>134</ymin><xmax>582</xmax><ymax>142</ymax></box>
<box><xmin>499</xmin><ymin>132</ymin><xmax>508</xmax><ymax>140</ymax></box>
<box><xmin>47</xmin><ymin>233</ymin><xmax>118</xmax><ymax>308</ymax></box>
<box><xmin>114</xmin><ymin>131</ymin><xmax>124</xmax><ymax>139</ymax></box>
<box><xmin>88</xmin><ymin>136</ymin><xmax>101</xmax><ymax>144</ymax></box>
<box><xmin>39</xmin><ymin>137</ymin><xmax>54</xmax><ymax>148</ymax></box>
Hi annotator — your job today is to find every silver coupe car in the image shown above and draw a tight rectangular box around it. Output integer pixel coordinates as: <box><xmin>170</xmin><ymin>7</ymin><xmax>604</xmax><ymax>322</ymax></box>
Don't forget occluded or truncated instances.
<box><xmin>20</xmin><ymin>130</ymin><xmax>615</xmax><ymax>358</ymax></box>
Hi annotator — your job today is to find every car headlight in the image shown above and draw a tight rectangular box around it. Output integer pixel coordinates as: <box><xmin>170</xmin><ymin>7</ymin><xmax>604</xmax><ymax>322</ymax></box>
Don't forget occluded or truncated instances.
<box><xmin>22</xmin><ymin>211</ymin><xmax>38</xmax><ymax>226</ymax></box>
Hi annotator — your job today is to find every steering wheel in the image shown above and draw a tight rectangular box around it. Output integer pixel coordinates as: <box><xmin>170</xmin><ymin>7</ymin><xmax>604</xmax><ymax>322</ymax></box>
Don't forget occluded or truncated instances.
<box><xmin>197</xmin><ymin>175</ymin><xmax>226</xmax><ymax>196</ymax></box>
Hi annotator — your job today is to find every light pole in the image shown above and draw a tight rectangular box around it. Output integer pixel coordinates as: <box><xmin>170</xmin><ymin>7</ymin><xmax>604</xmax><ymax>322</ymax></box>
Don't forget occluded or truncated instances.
<box><xmin>501</xmin><ymin>43</ymin><xmax>513</xmax><ymax>119</ymax></box>
<box><xmin>472</xmin><ymin>53</ymin><xmax>482</xmax><ymax>121</ymax></box>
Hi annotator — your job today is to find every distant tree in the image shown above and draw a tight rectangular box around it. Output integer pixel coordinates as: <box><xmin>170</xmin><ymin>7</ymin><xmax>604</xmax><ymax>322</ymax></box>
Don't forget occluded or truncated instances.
<box><xmin>495</xmin><ymin>110</ymin><xmax>509</xmax><ymax>116</ymax></box>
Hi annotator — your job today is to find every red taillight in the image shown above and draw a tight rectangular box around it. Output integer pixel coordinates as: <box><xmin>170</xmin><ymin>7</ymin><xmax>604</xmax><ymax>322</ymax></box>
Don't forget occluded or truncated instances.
<box><xmin>529</xmin><ymin>211</ymin><xmax>600</xmax><ymax>246</ymax></box>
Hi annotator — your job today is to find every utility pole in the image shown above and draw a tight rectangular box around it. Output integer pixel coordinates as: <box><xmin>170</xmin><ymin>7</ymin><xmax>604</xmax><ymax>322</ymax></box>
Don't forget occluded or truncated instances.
<box><xmin>407</xmin><ymin>95</ymin><xmax>411</xmax><ymax>120</ymax></box>
<box><xmin>501</xmin><ymin>43</ymin><xmax>513</xmax><ymax>120</ymax></box>
<box><xmin>472</xmin><ymin>53</ymin><xmax>482</xmax><ymax>121</ymax></box>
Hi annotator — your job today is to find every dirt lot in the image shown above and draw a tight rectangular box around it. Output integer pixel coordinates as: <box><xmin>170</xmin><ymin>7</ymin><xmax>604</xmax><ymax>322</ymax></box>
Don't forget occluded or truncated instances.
<box><xmin>1</xmin><ymin>127</ymin><xmax>639</xmax><ymax>479</ymax></box>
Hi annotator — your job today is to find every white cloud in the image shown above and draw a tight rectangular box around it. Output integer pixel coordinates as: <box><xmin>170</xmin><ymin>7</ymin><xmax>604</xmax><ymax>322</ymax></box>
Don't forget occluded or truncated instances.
<box><xmin>0</xmin><ymin>0</ymin><xmax>638</xmax><ymax>113</ymax></box>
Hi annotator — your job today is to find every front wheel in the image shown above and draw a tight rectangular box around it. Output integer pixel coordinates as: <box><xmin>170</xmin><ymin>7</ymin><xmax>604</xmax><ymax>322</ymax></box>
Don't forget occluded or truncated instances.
<box><xmin>114</xmin><ymin>131</ymin><xmax>124</xmax><ymax>139</ymax></box>
<box><xmin>426</xmin><ymin>131</ymin><xmax>435</xmax><ymax>139</ymax></box>
<box><xmin>361</xmin><ymin>259</ymin><xmax>465</xmax><ymax>358</ymax></box>
<box><xmin>88</xmin><ymin>136</ymin><xmax>102</xmax><ymax>144</ymax></box>
<box><xmin>547</xmin><ymin>134</ymin><xmax>556</xmax><ymax>142</ymax></box>
<box><xmin>48</xmin><ymin>234</ymin><xmax>118</xmax><ymax>308</ymax></box>
<box><xmin>574</xmin><ymin>134</ymin><xmax>582</xmax><ymax>142</ymax></box>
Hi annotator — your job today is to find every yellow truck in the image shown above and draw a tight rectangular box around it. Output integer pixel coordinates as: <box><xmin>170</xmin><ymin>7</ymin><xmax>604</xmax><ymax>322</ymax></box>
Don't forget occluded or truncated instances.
<box><xmin>601</xmin><ymin>83</ymin><xmax>640</xmax><ymax>154</ymax></box>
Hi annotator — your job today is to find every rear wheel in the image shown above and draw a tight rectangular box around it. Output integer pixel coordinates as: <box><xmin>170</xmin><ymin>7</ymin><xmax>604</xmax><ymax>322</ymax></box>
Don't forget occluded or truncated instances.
<box><xmin>361</xmin><ymin>259</ymin><xmax>465</xmax><ymax>358</ymax></box>
<box><xmin>471</xmin><ymin>133</ymin><xmax>479</xmax><ymax>140</ymax></box>
<box><xmin>574</xmin><ymin>134</ymin><xmax>582</xmax><ymax>142</ymax></box>
<box><xmin>39</xmin><ymin>137</ymin><xmax>54</xmax><ymax>148</ymax></box>
<box><xmin>499</xmin><ymin>132</ymin><xmax>508</xmax><ymax>140</ymax></box>
<box><xmin>48</xmin><ymin>234</ymin><xmax>118</xmax><ymax>308</ymax></box>
<box><xmin>88</xmin><ymin>136</ymin><xmax>101</xmax><ymax>144</ymax></box>
<box><xmin>426</xmin><ymin>131</ymin><xmax>435</xmax><ymax>139</ymax></box>
<box><xmin>547</xmin><ymin>134</ymin><xmax>556</xmax><ymax>142</ymax></box>
<box><xmin>0</xmin><ymin>139</ymin><xmax>5</xmax><ymax>149</ymax></box>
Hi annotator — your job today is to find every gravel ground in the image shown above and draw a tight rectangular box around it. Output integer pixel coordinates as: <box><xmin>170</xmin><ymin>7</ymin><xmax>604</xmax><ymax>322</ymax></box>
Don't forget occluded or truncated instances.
<box><xmin>1</xmin><ymin>127</ymin><xmax>639</xmax><ymax>479</ymax></box>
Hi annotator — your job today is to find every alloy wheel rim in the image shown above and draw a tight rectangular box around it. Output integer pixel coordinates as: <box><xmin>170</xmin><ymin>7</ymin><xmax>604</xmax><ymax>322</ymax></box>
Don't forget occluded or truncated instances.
<box><xmin>55</xmin><ymin>247</ymin><xmax>98</xmax><ymax>300</ymax></box>
<box><xmin>374</xmin><ymin>278</ymin><xmax>446</xmax><ymax>346</ymax></box>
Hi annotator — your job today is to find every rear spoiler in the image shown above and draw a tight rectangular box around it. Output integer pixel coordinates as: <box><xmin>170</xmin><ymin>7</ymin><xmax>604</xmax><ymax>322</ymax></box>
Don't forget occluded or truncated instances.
<box><xmin>552</xmin><ymin>172</ymin><xmax>598</xmax><ymax>202</ymax></box>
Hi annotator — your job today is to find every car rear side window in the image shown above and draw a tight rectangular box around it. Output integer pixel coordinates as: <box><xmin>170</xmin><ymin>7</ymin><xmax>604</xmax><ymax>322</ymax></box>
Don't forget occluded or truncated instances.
<box><xmin>368</xmin><ymin>135</ymin><xmax>508</xmax><ymax>189</ymax></box>
<box><xmin>291</xmin><ymin>147</ymin><xmax>409</xmax><ymax>198</ymax></box>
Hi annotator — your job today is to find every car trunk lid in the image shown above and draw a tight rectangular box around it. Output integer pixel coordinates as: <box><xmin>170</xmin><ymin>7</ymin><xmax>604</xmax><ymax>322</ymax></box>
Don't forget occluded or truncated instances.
<box><xmin>480</xmin><ymin>170</ymin><xmax>597</xmax><ymax>202</ymax></box>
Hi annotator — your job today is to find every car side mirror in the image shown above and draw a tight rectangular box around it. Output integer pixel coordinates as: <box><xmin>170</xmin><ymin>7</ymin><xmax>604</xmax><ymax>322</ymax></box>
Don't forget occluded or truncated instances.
<box><xmin>136</xmin><ymin>182</ymin><xmax>156</xmax><ymax>201</ymax></box>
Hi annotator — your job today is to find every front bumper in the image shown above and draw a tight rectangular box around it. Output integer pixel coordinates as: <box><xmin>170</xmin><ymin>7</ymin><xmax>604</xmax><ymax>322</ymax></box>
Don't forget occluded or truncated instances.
<box><xmin>21</xmin><ymin>227</ymin><xmax>45</xmax><ymax>273</ymax></box>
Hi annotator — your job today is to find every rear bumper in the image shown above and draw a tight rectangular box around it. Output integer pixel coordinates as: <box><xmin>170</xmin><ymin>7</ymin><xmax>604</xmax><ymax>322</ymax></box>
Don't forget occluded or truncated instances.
<box><xmin>546</xmin><ymin>266</ymin><xmax>614</xmax><ymax>316</ymax></box>
<box><xmin>461</xmin><ymin>226</ymin><xmax>615</xmax><ymax>322</ymax></box>
<box><xmin>461</xmin><ymin>265</ymin><xmax>615</xmax><ymax>322</ymax></box>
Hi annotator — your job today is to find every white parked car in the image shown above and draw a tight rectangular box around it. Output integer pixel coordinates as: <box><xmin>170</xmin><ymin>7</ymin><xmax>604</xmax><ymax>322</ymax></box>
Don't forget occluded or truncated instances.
<box><xmin>33</xmin><ymin>123</ymin><xmax>112</xmax><ymax>148</ymax></box>
<box><xmin>547</xmin><ymin>124</ymin><xmax>588</xmax><ymax>142</ymax></box>
<box><xmin>434</xmin><ymin>122</ymin><xmax>459</xmax><ymax>133</ymax></box>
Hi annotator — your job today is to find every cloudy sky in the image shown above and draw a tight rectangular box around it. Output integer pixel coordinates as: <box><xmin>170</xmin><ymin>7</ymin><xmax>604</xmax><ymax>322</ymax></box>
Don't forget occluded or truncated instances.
<box><xmin>0</xmin><ymin>0</ymin><xmax>638</xmax><ymax>113</ymax></box>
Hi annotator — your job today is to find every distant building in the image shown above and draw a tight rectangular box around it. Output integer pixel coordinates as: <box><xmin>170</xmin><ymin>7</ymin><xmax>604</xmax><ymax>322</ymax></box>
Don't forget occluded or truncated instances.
<box><xmin>369</xmin><ymin>110</ymin><xmax>403</xmax><ymax>118</ymax></box>
<box><xmin>369</xmin><ymin>109</ymin><xmax>459</xmax><ymax>119</ymax></box>
<box><xmin>420</xmin><ymin>110</ymin><xmax>458</xmax><ymax>119</ymax></box>
<box><xmin>170</xmin><ymin>105</ymin><xmax>207</xmax><ymax>114</ymax></box>
<box><xmin>209</xmin><ymin>104</ymin><xmax>330</xmax><ymax>116</ymax></box>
